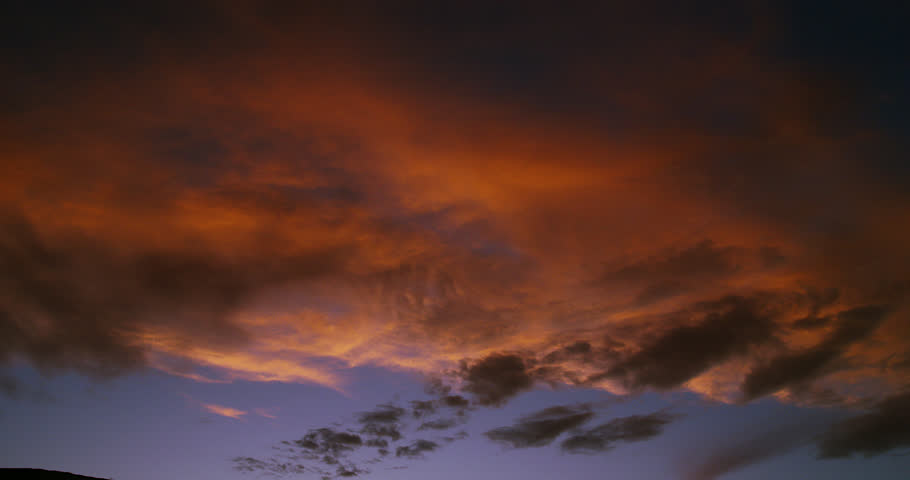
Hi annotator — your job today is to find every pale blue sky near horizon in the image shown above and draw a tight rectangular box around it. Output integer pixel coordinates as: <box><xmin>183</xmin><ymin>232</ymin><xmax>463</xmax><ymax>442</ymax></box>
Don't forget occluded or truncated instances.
<box><xmin>3</xmin><ymin>363</ymin><xmax>909</xmax><ymax>480</ymax></box>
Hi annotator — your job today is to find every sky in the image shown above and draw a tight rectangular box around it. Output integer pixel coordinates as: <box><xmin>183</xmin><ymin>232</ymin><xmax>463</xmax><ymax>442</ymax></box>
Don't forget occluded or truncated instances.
<box><xmin>1</xmin><ymin>1</ymin><xmax>909</xmax><ymax>479</ymax></box>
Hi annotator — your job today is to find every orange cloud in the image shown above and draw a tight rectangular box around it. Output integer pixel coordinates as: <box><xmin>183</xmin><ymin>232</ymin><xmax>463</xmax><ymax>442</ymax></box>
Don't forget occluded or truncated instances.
<box><xmin>203</xmin><ymin>403</ymin><xmax>247</xmax><ymax>420</ymax></box>
<box><xmin>1</xmin><ymin>2</ymin><xmax>908</xmax><ymax>408</ymax></box>
<box><xmin>253</xmin><ymin>408</ymin><xmax>278</xmax><ymax>419</ymax></box>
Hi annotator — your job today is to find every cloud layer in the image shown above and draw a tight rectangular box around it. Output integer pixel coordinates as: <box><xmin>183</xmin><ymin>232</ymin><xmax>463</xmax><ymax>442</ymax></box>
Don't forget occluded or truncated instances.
<box><xmin>2</xmin><ymin>2</ymin><xmax>910</xmax><ymax>473</ymax></box>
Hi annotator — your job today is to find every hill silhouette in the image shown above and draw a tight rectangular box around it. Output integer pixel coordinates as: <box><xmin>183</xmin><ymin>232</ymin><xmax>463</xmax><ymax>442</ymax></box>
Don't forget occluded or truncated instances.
<box><xmin>0</xmin><ymin>469</ymin><xmax>110</xmax><ymax>480</ymax></box>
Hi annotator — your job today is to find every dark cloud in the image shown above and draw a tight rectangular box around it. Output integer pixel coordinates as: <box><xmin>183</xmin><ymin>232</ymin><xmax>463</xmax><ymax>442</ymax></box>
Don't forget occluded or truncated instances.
<box><xmin>742</xmin><ymin>305</ymin><xmax>889</xmax><ymax>401</ymax></box>
<box><xmin>441</xmin><ymin>395</ymin><xmax>470</xmax><ymax>408</ymax></box>
<box><xmin>805</xmin><ymin>288</ymin><xmax>840</xmax><ymax>316</ymax></box>
<box><xmin>0</xmin><ymin>213</ymin><xmax>348</xmax><ymax>377</ymax></box>
<box><xmin>293</xmin><ymin>428</ymin><xmax>363</xmax><ymax>456</ymax></box>
<box><xmin>424</xmin><ymin>377</ymin><xmax>453</xmax><ymax>396</ymax></box>
<box><xmin>561</xmin><ymin>412</ymin><xmax>679</xmax><ymax>454</ymax></box>
<box><xmin>233</xmin><ymin>457</ymin><xmax>306</xmax><ymax>475</ymax></box>
<box><xmin>791</xmin><ymin>288</ymin><xmax>840</xmax><ymax>330</ymax></box>
<box><xmin>364</xmin><ymin>438</ymin><xmax>388</xmax><ymax>448</ymax></box>
<box><xmin>335</xmin><ymin>465</ymin><xmax>366</xmax><ymax>477</ymax></box>
<box><xmin>240</xmin><ymin>426</ymin><xmax>374</xmax><ymax>479</ymax></box>
<box><xmin>784</xmin><ymin>385</ymin><xmax>852</xmax><ymax>408</ymax></box>
<box><xmin>634</xmin><ymin>281</ymin><xmax>687</xmax><ymax>305</ymax></box>
<box><xmin>358</xmin><ymin>404</ymin><xmax>406</xmax><ymax>441</ymax></box>
<box><xmin>485</xmin><ymin>404</ymin><xmax>595</xmax><ymax>448</ymax></box>
<box><xmin>421</xmin><ymin>300</ymin><xmax>515</xmax><ymax>349</ymax></box>
<box><xmin>0</xmin><ymin>372</ymin><xmax>54</xmax><ymax>403</ymax></box>
<box><xmin>239</xmin><ymin>391</ymin><xmax>473</xmax><ymax>478</ymax></box>
<box><xmin>563</xmin><ymin>341</ymin><xmax>593</xmax><ymax>355</ymax></box>
<box><xmin>818</xmin><ymin>391</ymin><xmax>910</xmax><ymax>458</ymax></box>
<box><xmin>361</xmin><ymin>424</ymin><xmax>403</xmax><ymax>441</ymax></box>
<box><xmin>593</xmin><ymin>296</ymin><xmax>777</xmax><ymax>390</ymax></box>
<box><xmin>684</xmin><ymin>423</ymin><xmax>827</xmax><ymax>480</ymax></box>
<box><xmin>791</xmin><ymin>315</ymin><xmax>833</xmax><ymax>330</ymax></box>
<box><xmin>358</xmin><ymin>405</ymin><xmax>406</xmax><ymax>424</ymax></box>
<box><xmin>410</xmin><ymin>400</ymin><xmax>437</xmax><ymax>418</ymax></box>
<box><xmin>395</xmin><ymin>439</ymin><xmax>439</xmax><ymax>458</ymax></box>
<box><xmin>0</xmin><ymin>373</ymin><xmax>22</xmax><ymax>398</ymax></box>
<box><xmin>602</xmin><ymin>241</ymin><xmax>785</xmax><ymax>305</ymax></box>
<box><xmin>460</xmin><ymin>353</ymin><xmax>535</xmax><ymax>406</ymax></box>
<box><xmin>441</xmin><ymin>431</ymin><xmax>469</xmax><ymax>443</ymax></box>
<box><xmin>538</xmin><ymin>338</ymin><xmax>626</xmax><ymax>386</ymax></box>
<box><xmin>609</xmin><ymin>240</ymin><xmax>744</xmax><ymax>281</ymax></box>
<box><xmin>542</xmin><ymin>341</ymin><xmax>594</xmax><ymax>364</ymax></box>
<box><xmin>418</xmin><ymin>419</ymin><xmax>458</xmax><ymax>431</ymax></box>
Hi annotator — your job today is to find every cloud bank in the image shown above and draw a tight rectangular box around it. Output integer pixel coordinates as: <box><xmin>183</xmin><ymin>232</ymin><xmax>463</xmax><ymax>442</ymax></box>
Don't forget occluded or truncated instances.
<box><xmin>3</xmin><ymin>2</ymin><xmax>910</xmax><ymax>475</ymax></box>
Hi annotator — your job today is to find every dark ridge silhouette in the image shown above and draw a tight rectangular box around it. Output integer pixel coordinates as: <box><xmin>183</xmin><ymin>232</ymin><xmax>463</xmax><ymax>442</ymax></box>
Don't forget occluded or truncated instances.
<box><xmin>0</xmin><ymin>469</ymin><xmax>110</xmax><ymax>480</ymax></box>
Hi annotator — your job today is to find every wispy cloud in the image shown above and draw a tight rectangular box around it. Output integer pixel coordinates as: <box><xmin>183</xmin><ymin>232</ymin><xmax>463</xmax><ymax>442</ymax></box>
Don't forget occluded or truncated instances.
<box><xmin>253</xmin><ymin>408</ymin><xmax>278</xmax><ymax>419</ymax></box>
<box><xmin>202</xmin><ymin>403</ymin><xmax>247</xmax><ymax>420</ymax></box>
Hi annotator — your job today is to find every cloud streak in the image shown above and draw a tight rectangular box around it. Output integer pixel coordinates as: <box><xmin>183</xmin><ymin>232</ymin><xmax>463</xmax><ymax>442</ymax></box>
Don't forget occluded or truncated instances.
<box><xmin>742</xmin><ymin>305</ymin><xmax>890</xmax><ymax>401</ymax></box>
<box><xmin>560</xmin><ymin>411</ymin><xmax>681</xmax><ymax>454</ymax></box>
<box><xmin>683</xmin><ymin>423</ymin><xmax>828</xmax><ymax>480</ymax></box>
<box><xmin>486</xmin><ymin>404</ymin><xmax>595</xmax><ymax>449</ymax></box>
<box><xmin>203</xmin><ymin>403</ymin><xmax>247</xmax><ymax>420</ymax></box>
<box><xmin>590</xmin><ymin>296</ymin><xmax>778</xmax><ymax>391</ymax></box>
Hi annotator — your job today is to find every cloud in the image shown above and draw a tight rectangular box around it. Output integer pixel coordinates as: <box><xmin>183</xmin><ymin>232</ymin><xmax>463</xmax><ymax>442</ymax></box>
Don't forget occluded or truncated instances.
<box><xmin>358</xmin><ymin>405</ymin><xmax>407</xmax><ymax>424</ymax></box>
<box><xmin>440</xmin><ymin>395</ymin><xmax>470</xmax><ymax>408</ymax></box>
<box><xmin>791</xmin><ymin>288</ymin><xmax>840</xmax><ymax>330</ymax></box>
<box><xmin>742</xmin><ymin>305</ymin><xmax>890</xmax><ymax>401</ymax></box>
<box><xmin>364</xmin><ymin>438</ymin><xmax>388</xmax><ymax>448</ymax></box>
<box><xmin>485</xmin><ymin>404</ymin><xmax>595</xmax><ymax>448</ymax></box>
<box><xmin>357</xmin><ymin>404</ymin><xmax>407</xmax><ymax>442</ymax></box>
<box><xmin>202</xmin><ymin>403</ymin><xmax>247</xmax><ymax>419</ymax></box>
<box><xmin>592</xmin><ymin>296</ymin><xmax>778</xmax><ymax>391</ymax></box>
<box><xmin>4</xmin><ymin>0</ymin><xmax>910</xmax><ymax>444</ymax></box>
<box><xmin>236</xmin><ymin>388</ymin><xmax>477</xmax><ymax>478</ymax></box>
<box><xmin>683</xmin><ymin>423</ymin><xmax>827</xmax><ymax>480</ymax></box>
<box><xmin>296</xmin><ymin>428</ymin><xmax>364</xmax><ymax>455</ymax></box>
<box><xmin>253</xmin><ymin>407</ymin><xmax>277</xmax><ymax>419</ymax></box>
<box><xmin>0</xmin><ymin>373</ymin><xmax>18</xmax><ymax>398</ymax></box>
<box><xmin>233</xmin><ymin>457</ymin><xmax>306</xmax><ymax>475</ymax></box>
<box><xmin>236</xmin><ymin>369</ymin><xmax>513</xmax><ymax>478</ymax></box>
<box><xmin>441</xmin><ymin>431</ymin><xmax>470</xmax><ymax>444</ymax></box>
<box><xmin>791</xmin><ymin>315</ymin><xmax>833</xmax><ymax>330</ymax></box>
<box><xmin>561</xmin><ymin>412</ymin><xmax>680</xmax><ymax>454</ymax></box>
<box><xmin>460</xmin><ymin>353</ymin><xmax>535</xmax><ymax>406</ymax></box>
<box><xmin>818</xmin><ymin>391</ymin><xmax>910</xmax><ymax>458</ymax></box>
<box><xmin>418</xmin><ymin>419</ymin><xmax>458</xmax><ymax>431</ymax></box>
<box><xmin>541</xmin><ymin>341</ymin><xmax>597</xmax><ymax>365</ymax></box>
<box><xmin>410</xmin><ymin>400</ymin><xmax>437</xmax><ymax>418</ymax></box>
<box><xmin>395</xmin><ymin>439</ymin><xmax>439</xmax><ymax>458</ymax></box>
<box><xmin>6</xmin><ymin>4</ymin><xmax>907</xmax><ymax>479</ymax></box>
<box><xmin>335</xmin><ymin>464</ymin><xmax>366</xmax><ymax>477</ymax></box>
<box><xmin>360</xmin><ymin>424</ymin><xmax>403</xmax><ymax>442</ymax></box>
<box><xmin>602</xmin><ymin>240</ymin><xmax>785</xmax><ymax>305</ymax></box>
<box><xmin>0</xmin><ymin>213</ymin><xmax>349</xmax><ymax>382</ymax></box>
<box><xmin>0</xmin><ymin>372</ymin><xmax>54</xmax><ymax>403</ymax></box>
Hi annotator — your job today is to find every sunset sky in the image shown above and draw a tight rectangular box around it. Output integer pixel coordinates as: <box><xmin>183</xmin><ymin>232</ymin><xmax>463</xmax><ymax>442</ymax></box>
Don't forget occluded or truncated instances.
<box><xmin>2</xmin><ymin>2</ymin><xmax>909</xmax><ymax>479</ymax></box>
